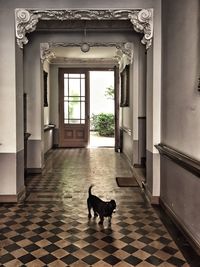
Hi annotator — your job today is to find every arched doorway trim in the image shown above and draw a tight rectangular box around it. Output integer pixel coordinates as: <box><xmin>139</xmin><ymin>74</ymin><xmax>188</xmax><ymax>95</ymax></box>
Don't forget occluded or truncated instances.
<box><xmin>15</xmin><ymin>8</ymin><xmax>153</xmax><ymax>49</ymax></box>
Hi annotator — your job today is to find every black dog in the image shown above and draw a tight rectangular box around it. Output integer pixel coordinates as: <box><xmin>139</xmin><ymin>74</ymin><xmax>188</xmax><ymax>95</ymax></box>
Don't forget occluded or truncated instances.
<box><xmin>87</xmin><ymin>185</ymin><xmax>116</xmax><ymax>224</ymax></box>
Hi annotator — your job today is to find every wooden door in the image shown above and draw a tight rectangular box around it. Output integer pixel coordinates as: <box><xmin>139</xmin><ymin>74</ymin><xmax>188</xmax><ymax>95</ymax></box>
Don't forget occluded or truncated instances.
<box><xmin>59</xmin><ymin>68</ymin><xmax>89</xmax><ymax>147</ymax></box>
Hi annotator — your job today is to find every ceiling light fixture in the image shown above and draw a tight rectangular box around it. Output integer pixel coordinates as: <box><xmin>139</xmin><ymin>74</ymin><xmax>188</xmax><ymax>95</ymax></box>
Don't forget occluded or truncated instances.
<box><xmin>80</xmin><ymin>28</ymin><xmax>90</xmax><ymax>53</ymax></box>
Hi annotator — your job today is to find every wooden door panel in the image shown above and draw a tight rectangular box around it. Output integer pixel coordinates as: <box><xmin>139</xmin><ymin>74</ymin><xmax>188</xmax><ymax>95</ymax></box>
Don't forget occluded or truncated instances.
<box><xmin>62</xmin><ymin>125</ymin><xmax>87</xmax><ymax>147</ymax></box>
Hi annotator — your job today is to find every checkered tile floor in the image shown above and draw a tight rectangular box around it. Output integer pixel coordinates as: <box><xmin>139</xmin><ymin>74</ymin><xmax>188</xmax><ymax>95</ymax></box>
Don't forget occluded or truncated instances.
<box><xmin>0</xmin><ymin>149</ymin><xmax>193</xmax><ymax>266</ymax></box>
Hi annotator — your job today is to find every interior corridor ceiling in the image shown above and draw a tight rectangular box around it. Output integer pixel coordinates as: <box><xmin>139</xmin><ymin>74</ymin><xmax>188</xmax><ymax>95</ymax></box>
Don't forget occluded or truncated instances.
<box><xmin>36</xmin><ymin>20</ymin><xmax>137</xmax><ymax>61</ymax></box>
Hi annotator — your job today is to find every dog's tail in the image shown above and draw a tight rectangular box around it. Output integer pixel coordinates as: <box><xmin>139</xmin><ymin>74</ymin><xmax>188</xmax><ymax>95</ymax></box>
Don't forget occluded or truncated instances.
<box><xmin>88</xmin><ymin>185</ymin><xmax>94</xmax><ymax>196</ymax></box>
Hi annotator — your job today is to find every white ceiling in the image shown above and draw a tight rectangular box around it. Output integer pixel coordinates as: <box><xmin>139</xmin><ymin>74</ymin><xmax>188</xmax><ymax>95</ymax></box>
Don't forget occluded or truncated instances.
<box><xmin>51</xmin><ymin>46</ymin><xmax>118</xmax><ymax>60</ymax></box>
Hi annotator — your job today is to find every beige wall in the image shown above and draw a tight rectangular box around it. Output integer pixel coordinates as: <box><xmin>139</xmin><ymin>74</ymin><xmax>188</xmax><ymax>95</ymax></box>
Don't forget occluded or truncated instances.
<box><xmin>0</xmin><ymin>8</ymin><xmax>16</xmax><ymax>153</ymax></box>
<box><xmin>161</xmin><ymin>0</ymin><xmax>200</xmax><ymax>248</ymax></box>
<box><xmin>162</xmin><ymin>0</ymin><xmax>200</xmax><ymax>160</ymax></box>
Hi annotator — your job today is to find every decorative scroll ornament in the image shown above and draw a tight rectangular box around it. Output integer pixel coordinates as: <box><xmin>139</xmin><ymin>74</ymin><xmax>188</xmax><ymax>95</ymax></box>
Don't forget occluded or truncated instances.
<box><xmin>15</xmin><ymin>8</ymin><xmax>153</xmax><ymax>49</ymax></box>
<box><xmin>40</xmin><ymin>43</ymin><xmax>55</xmax><ymax>63</ymax></box>
<box><xmin>15</xmin><ymin>9</ymin><xmax>40</xmax><ymax>48</ymax></box>
<box><xmin>114</xmin><ymin>42</ymin><xmax>134</xmax><ymax>71</ymax></box>
<box><xmin>128</xmin><ymin>9</ymin><xmax>153</xmax><ymax>49</ymax></box>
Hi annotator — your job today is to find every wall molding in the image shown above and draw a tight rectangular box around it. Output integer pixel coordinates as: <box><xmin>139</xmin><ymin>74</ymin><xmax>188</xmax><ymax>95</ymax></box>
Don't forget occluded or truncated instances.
<box><xmin>0</xmin><ymin>186</ymin><xmax>26</xmax><ymax>203</ymax></box>
<box><xmin>155</xmin><ymin>144</ymin><xmax>200</xmax><ymax>177</ymax></box>
<box><xmin>27</xmin><ymin>168</ymin><xmax>42</xmax><ymax>174</ymax></box>
<box><xmin>15</xmin><ymin>8</ymin><xmax>153</xmax><ymax>49</ymax></box>
<box><xmin>121</xmin><ymin>126</ymin><xmax>132</xmax><ymax>136</ymax></box>
<box><xmin>44</xmin><ymin>124</ymin><xmax>55</xmax><ymax>132</ymax></box>
<box><xmin>160</xmin><ymin>198</ymin><xmax>200</xmax><ymax>255</ymax></box>
<box><xmin>40</xmin><ymin>43</ymin><xmax>56</xmax><ymax>63</ymax></box>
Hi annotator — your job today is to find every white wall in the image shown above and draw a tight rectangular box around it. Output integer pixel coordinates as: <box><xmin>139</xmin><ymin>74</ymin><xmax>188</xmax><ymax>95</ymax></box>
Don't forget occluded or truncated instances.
<box><xmin>160</xmin><ymin>0</ymin><xmax>200</xmax><ymax>248</ymax></box>
<box><xmin>121</xmin><ymin>41</ymin><xmax>147</xmax><ymax>166</ymax></box>
<box><xmin>24</xmin><ymin>38</ymin><xmax>42</xmax><ymax>140</ymax></box>
<box><xmin>0</xmin><ymin>8</ymin><xmax>16</xmax><ymax>153</ymax></box>
<box><xmin>44</xmin><ymin>130</ymin><xmax>53</xmax><ymax>153</ymax></box>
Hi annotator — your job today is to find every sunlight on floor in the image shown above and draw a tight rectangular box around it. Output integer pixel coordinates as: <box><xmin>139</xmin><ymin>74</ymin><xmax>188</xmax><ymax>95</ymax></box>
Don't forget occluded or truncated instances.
<box><xmin>88</xmin><ymin>131</ymin><xmax>114</xmax><ymax>148</ymax></box>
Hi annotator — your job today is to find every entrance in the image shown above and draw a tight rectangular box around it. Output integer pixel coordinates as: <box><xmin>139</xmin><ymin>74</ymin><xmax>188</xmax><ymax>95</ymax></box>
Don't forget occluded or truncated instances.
<box><xmin>58</xmin><ymin>67</ymin><xmax>119</xmax><ymax>149</ymax></box>
<box><xmin>89</xmin><ymin>70</ymin><xmax>115</xmax><ymax>148</ymax></box>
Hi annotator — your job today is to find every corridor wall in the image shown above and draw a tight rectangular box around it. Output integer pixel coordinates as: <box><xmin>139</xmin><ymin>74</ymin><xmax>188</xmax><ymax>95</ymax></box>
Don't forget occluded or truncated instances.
<box><xmin>161</xmin><ymin>0</ymin><xmax>200</xmax><ymax>251</ymax></box>
<box><xmin>0</xmin><ymin>0</ymin><xmax>162</xmax><ymax>204</ymax></box>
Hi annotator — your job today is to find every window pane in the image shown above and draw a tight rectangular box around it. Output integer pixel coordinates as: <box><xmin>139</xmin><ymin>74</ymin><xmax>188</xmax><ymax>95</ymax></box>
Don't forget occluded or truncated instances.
<box><xmin>81</xmin><ymin>79</ymin><xmax>85</xmax><ymax>96</ymax></box>
<box><xmin>81</xmin><ymin>101</ymin><xmax>85</xmax><ymax>120</ymax></box>
<box><xmin>69</xmin><ymin>119</ymin><xmax>80</xmax><ymax>124</ymax></box>
<box><xmin>69</xmin><ymin>74</ymin><xmax>81</xmax><ymax>78</ymax></box>
<box><xmin>69</xmin><ymin>101</ymin><xmax>80</xmax><ymax>120</ymax></box>
<box><xmin>64</xmin><ymin>73</ymin><xmax>68</xmax><ymax>78</ymax></box>
<box><xmin>64</xmin><ymin>78</ymin><xmax>68</xmax><ymax>96</ymax></box>
<box><xmin>81</xmin><ymin>74</ymin><xmax>85</xmax><ymax>78</ymax></box>
<box><xmin>69</xmin><ymin>79</ymin><xmax>80</xmax><ymax>96</ymax></box>
<box><xmin>64</xmin><ymin>102</ymin><xmax>68</xmax><ymax>120</ymax></box>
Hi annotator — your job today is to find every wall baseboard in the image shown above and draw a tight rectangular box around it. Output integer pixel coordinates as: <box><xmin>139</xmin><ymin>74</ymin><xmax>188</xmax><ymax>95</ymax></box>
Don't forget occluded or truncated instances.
<box><xmin>0</xmin><ymin>186</ymin><xmax>26</xmax><ymax>203</ymax></box>
<box><xmin>18</xmin><ymin>186</ymin><xmax>26</xmax><ymax>202</ymax></box>
<box><xmin>160</xmin><ymin>198</ymin><xmax>200</xmax><ymax>256</ymax></box>
<box><xmin>27</xmin><ymin>168</ymin><xmax>42</xmax><ymax>174</ymax></box>
<box><xmin>144</xmin><ymin>184</ymin><xmax>160</xmax><ymax>205</ymax></box>
<box><xmin>53</xmin><ymin>144</ymin><xmax>59</xmax><ymax>148</ymax></box>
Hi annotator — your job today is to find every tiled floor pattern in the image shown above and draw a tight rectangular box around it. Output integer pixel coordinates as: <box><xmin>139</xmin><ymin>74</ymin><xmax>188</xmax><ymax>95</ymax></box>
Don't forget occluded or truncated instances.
<box><xmin>0</xmin><ymin>149</ymin><xmax>190</xmax><ymax>266</ymax></box>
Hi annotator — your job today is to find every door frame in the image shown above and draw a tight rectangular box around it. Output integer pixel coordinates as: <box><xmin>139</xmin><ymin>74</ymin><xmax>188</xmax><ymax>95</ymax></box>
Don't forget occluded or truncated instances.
<box><xmin>89</xmin><ymin>67</ymin><xmax>119</xmax><ymax>150</ymax></box>
<box><xmin>58</xmin><ymin>66</ymin><xmax>120</xmax><ymax>150</ymax></box>
<box><xmin>58</xmin><ymin>68</ymin><xmax>90</xmax><ymax>147</ymax></box>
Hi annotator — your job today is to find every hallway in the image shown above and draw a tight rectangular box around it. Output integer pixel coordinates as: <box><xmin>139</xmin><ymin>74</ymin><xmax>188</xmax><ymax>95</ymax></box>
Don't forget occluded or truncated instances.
<box><xmin>0</xmin><ymin>148</ymin><xmax>193</xmax><ymax>266</ymax></box>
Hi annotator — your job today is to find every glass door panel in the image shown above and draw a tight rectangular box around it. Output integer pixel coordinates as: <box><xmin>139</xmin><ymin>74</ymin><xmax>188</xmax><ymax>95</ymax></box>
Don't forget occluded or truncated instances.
<box><xmin>64</xmin><ymin>73</ymin><xmax>86</xmax><ymax>124</ymax></box>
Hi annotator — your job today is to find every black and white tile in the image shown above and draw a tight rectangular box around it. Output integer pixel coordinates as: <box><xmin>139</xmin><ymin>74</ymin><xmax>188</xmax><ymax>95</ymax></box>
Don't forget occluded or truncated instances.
<box><xmin>0</xmin><ymin>149</ymin><xmax>195</xmax><ymax>266</ymax></box>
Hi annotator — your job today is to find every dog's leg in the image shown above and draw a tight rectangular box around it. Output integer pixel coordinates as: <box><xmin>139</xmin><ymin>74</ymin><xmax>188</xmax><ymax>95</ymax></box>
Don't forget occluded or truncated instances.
<box><xmin>93</xmin><ymin>209</ymin><xmax>98</xmax><ymax>217</ymax></box>
<box><xmin>87</xmin><ymin>199</ymin><xmax>92</xmax><ymax>219</ymax></box>
<box><xmin>99</xmin><ymin>216</ymin><xmax>104</xmax><ymax>225</ymax></box>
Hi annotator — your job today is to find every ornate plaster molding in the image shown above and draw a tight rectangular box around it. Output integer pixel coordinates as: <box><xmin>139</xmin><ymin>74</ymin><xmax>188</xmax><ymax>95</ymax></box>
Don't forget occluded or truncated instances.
<box><xmin>50</xmin><ymin>57</ymin><xmax>118</xmax><ymax>66</ymax></box>
<box><xmin>48</xmin><ymin>41</ymin><xmax>133</xmax><ymax>66</ymax></box>
<box><xmin>15</xmin><ymin>8</ymin><xmax>153</xmax><ymax>49</ymax></box>
<box><xmin>114</xmin><ymin>42</ymin><xmax>134</xmax><ymax>71</ymax></box>
<box><xmin>40</xmin><ymin>43</ymin><xmax>55</xmax><ymax>63</ymax></box>
<box><xmin>128</xmin><ymin>9</ymin><xmax>153</xmax><ymax>48</ymax></box>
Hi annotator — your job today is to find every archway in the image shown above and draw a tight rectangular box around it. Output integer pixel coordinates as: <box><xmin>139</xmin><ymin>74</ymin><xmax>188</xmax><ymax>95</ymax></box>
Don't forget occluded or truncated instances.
<box><xmin>15</xmin><ymin>8</ymin><xmax>161</xmax><ymax>202</ymax></box>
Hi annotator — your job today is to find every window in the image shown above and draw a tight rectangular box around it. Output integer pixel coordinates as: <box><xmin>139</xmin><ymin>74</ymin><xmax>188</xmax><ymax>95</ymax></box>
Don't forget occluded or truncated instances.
<box><xmin>63</xmin><ymin>73</ymin><xmax>86</xmax><ymax>124</ymax></box>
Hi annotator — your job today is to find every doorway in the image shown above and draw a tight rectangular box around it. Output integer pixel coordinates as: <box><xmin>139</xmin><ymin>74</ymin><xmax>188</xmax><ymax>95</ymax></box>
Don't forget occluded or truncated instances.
<box><xmin>89</xmin><ymin>70</ymin><xmax>115</xmax><ymax>148</ymax></box>
<box><xmin>58</xmin><ymin>68</ymin><xmax>118</xmax><ymax>149</ymax></box>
